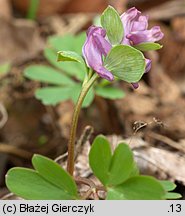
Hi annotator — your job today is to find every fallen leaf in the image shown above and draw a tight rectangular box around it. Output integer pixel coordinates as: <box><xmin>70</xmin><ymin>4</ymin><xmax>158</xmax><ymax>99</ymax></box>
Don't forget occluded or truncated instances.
<box><xmin>0</xmin><ymin>18</ymin><xmax>44</xmax><ymax>64</ymax></box>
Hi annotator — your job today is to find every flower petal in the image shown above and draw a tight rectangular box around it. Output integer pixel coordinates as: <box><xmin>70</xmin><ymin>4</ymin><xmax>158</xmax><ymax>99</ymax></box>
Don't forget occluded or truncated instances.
<box><xmin>132</xmin><ymin>15</ymin><xmax>148</xmax><ymax>31</ymax></box>
<box><xmin>127</xmin><ymin>26</ymin><xmax>164</xmax><ymax>45</ymax></box>
<box><xmin>121</xmin><ymin>7</ymin><xmax>141</xmax><ymax>44</ymax></box>
<box><xmin>95</xmin><ymin>65</ymin><xmax>114</xmax><ymax>81</ymax></box>
<box><xmin>87</xmin><ymin>25</ymin><xmax>106</xmax><ymax>37</ymax></box>
<box><xmin>93</xmin><ymin>32</ymin><xmax>112</xmax><ymax>56</ymax></box>
<box><xmin>82</xmin><ymin>26</ymin><xmax>113</xmax><ymax>81</ymax></box>
<box><xmin>145</xmin><ymin>58</ymin><xmax>152</xmax><ymax>73</ymax></box>
<box><xmin>131</xmin><ymin>82</ymin><xmax>139</xmax><ymax>89</ymax></box>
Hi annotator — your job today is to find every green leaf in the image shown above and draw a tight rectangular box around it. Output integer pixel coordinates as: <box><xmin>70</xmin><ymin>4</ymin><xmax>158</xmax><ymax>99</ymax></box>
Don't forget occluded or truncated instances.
<box><xmin>93</xmin><ymin>15</ymin><xmax>101</xmax><ymax>27</ymax></box>
<box><xmin>44</xmin><ymin>33</ymin><xmax>86</xmax><ymax>81</ymax></box>
<box><xmin>104</xmin><ymin>45</ymin><xmax>145</xmax><ymax>83</ymax></box>
<box><xmin>35</xmin><ymin>84</ymin><xmax>94</xmax><ymax>107</ymax></box>
<box><xmin>101</xmin><ymin>6</ymin><xmax>124</xmax><ymax>45</ymax></box>
<box><xmin>26</xmin><ymin>0</ymin><xmax>39</xmax><ymax>20</ymax></box>
<box><xmin>73</xmin><ymin>32</ymin><xmax>86</xmax><ymax>54</ymax></box>
<box><xmin>98</xmin><ymin>79</ymin><xmax>111</xmax><ymax>87</ymax></box>
<box><xmin>6</xmin><ymin>168</ymin><xmax>75</xmax><ymax>200</ymax></box>
<box><xmin>24</xmin><ymin>65</ymin><xmax>74</xmax><ymax>85</ymax></box>
<box><xmin>129</xmin><ymin>162</ymin><xmax>140</xmax><ymax>177</ymax></box>
<box><xmin>159</xmin><ymin>180</ymin><xmax>181</xmax><ymax>199</ymax></box>
<box><xmin>71</xmin><ymin>84</ymin><xmax>95</xmax><ymax>108</ymax></box>
<box><xmin>134</xmin><ymin>42</ymin><xmax>163</xmax><ymax>51</ymax></box>
<box><xmin>165</xmin><ymin>192</ymin><xmax>182</xmax><ymax>200</ymax></box>
<box><xmin>48</xmin><ymin>34</ymin><xmax>75</xmax><ymax>52</ymax></box>
<box><xmin>159</xmin><ymin>180</ymin><xmax>176</xmax><ymax>192</ymax></box>
<box><xmin>44</xmin><ymin>48</ymin><xmax>85</xmax><ymax>81</ymax></box>
<box><xmin>95</xmin><ymin>86</ymin><xmax>125</xmax><ymax>99</ymax></box>
<box><xmin>106</xmin><ymin>176</ymin><xmax>166</xmax><ymax>200</ymax></box>
<box><xmin>57</xmin><ymin>51</ymin><xmax>84</xmax><ymax>64</ymax></box>
<box><xmin>32</xmin><ymin>155</ymin><xmax>78</xmax><ymax>198</ymax></box>
<box><xmin>35</xmin><ymin>87</ymin><xmax>72</xmax><ymax>105</ymax></box>
<box><xmin>89</xmin><ymin>135</ymin><xmax>112</xmax><ymax>186</ymax></box>
<box><xmin>0</xmin><ymin>62</ymin><xmax>11</xmax><ymax>76</ymax></box>
<box><xmin>108</xmin><ymin>143</ymin><xmax>135</xmax><ymax>186</ymax></box>
<box><xmin>47</xmin><ymin>32</ymin><xmax>85</xmax><ymax>54</ymax></box>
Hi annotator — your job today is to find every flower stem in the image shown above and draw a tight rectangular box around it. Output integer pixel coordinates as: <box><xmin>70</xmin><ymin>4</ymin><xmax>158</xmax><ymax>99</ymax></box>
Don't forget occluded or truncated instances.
<box><xmin>67</xmin><ymin>73</ymin><xmax>99</xmax><ymax>176</ymax></box>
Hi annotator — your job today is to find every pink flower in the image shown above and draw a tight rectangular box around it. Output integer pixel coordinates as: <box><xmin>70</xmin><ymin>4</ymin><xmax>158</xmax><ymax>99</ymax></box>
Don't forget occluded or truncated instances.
<box><xmin>121</xmin><ymin>7</ymin><xmax>162</xmax><ymax>88</ymax></box>
<box><xmin>82</xmin><ymin>7</ymin><xmax>164</xmax><ymax>86</ymax></box>
<box><xmin>121</xmin><ymin>7</ymin><xmax>164</xmax><ymax>45</ymax></box>
<box><xmin>82</xmin><ymin>26</ymin><xmax>113</xmax><ymax>81</ymax></box>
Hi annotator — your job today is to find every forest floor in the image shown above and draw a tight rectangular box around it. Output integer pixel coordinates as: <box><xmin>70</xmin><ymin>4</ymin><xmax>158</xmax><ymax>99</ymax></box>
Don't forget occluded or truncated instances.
<box><xmin>0</xmin><ymin>0</ymin><xmax>185</xmax><ymax>199</ymax></box>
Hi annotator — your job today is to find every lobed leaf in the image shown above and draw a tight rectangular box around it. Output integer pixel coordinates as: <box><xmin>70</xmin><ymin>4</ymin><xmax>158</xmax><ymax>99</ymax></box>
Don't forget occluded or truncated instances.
<box><xmin>47</xmin><ymin>32</ymin><xmax>86</xmax><ymax>54</ymax></box>
<box><xmin>106</xmin><ymin>176</ymin><xmax>166</xmax><ymax>200</ymax></box>
<box><xmin>108</xmin><ymin>143</ymin><xmax>135</xmax><ymax>186</ymax></box>
<box><xmin>89</xmin><ymin>136</ymin><xmax>139</xmax><ymax>187</ymax></box>
<box><xmin>6</xmin><ymin>168</ymin><xmax>76</xmax><ymax>200</ymax></box>
<box><xmin>89</xmin><ymin>135</ymin><xmax>112</xmax><ymax>186</ymax></box>
<box><xmin>159</xmin><ymin>180</ymin><xmax>182</xmax><ymax>200</ymax></box>
<box><xmin>95</xmin><ymin>86</ymin><xmax>125</xmax><ymax>99</ymax></box>
<box><xmin>32</xmin><ymin>155</ymin><xmax>78</xmax><ymax>198</ymax></box>
<box><xmin>24</xmin><ymin>65</ymin><xmax>74</xmax><ymax>85</ymax></box>
<box><xmin>35</xmin><ymin>87</ymin><xmax>72</xmax><ymax>105</ymax></box>
<box><xmin>44</xmin><ymin>48</ymin><xmax>85</xmax><ymax>81</ymax></box>
<box><xmin>165</xmin><ymin>192</ymin><xmax>182</xmax><ymax>200</ymax></box>
<box><xmin>47</xmin><ymin>34</ymin><xmax>74</xmax><ymax>52</ymax></box>
<box><xmin>159</xmin><ymin>180</ymin><xmax>176</xmax><ymax>192</ymax></box>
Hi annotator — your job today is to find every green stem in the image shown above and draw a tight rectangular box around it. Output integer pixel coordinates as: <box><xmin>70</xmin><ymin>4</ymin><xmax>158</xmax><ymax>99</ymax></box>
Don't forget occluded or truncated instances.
<box><xmin>67</xmin><ymin>73</ymin><xmax>99</xmax><ymax>175</ymax></box>
<box><xmin>27</xmin><ymin>0</ymin><xmax>40</xmax><ymax>20</ymax></box>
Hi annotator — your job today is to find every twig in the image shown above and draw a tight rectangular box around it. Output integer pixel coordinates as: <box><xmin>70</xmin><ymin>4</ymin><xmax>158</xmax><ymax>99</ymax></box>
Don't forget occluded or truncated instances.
<box><xmin>92</xmin><ymin>188</ymin><xmax>99</xmax><ymax>200</ymax></box>
<box><xmin>0</xmin><ymin>102</ymin><xmax>8</xmax><ymax>129</ymax></box>
<box><xmin>0</xmin><ymin>143</ymin><xmax>32</xmax><ymax>159</ymax></box>
<box><xmin>54</xmin><ymin>152</ymin><xmax>68</xmax><ymax>163</ymax></box>
<box><xmin>133</xmin><ymin>151</ymin><xmax>170</xmax><ymax>175</ymax></box>
<box><xmin>81</xmin><ymin>189</ymin><xmax>93</xmax><ymax>200</ymax></box>
<box><xmin>75</xmin><ymin>125</ymin><xmax>94</xmax><ymax>160</ymax></box>
<box><xmin>147</xmin><ymin>132</ymin><xmax>185</xmax><ymax>154</ymax></box>
<box><xmin>1</xmin><ymin>193</ymin><xmax>15</xmax><ymax>200</ymax></box>
<box><xmin>75</xmin><ymin>176</ymin><xmax>104</xmax><ymax>200</ymax></box>
<box><xmin>75</xmin><ymin>176</ymin><xmax>96</xmax><ymax>188</ymax></box>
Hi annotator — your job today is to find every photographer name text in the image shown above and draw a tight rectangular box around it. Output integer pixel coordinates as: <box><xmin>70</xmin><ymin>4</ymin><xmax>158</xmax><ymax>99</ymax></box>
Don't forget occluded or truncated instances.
<box><xmin>3</xmin><ymin>203</ymin><xmax>95</xmax><ymax>215</ymax></box>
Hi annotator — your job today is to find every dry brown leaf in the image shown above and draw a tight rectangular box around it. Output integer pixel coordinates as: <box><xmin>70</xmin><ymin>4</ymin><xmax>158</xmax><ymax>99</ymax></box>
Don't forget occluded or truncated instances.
<box><xmin>0</xmin><ymin>0</ymin><xmax>12</xmax><ymax>20</ymax></box>
<box><xmin>57</xmin><ymin>101</ymin><xmax>74</xmax><ymax>140</ymax></box>
<box><xmin>156</xmin><ymin>24</ymin><xmax>185</xmax><ymax>79</ymax></box>
<box><xmin>172</xmin><ymin>16</ymin><xmax>185</xmax><ymax>42</ymax></box>
<box><xmin>119</xmin><ymin>94</ymin><xmax>157</xmax><ymax>115</ymax></box>
<box><xmin>109</xmin><ymin>135</ymin><xmax>185</xmax><ymax>185</ymax></box>
<box><xmin>44</xmin><ymin>14</ymin><xmax>92</xmax><ymax>35</ymax></box>
<box><xmin>135</xmin><ymin>146</ymin><xmax>185</xmax><ymax>185</ymax></box>
<box><xmin>151</xmin><ymin>71</ymin><xmax>181</xmax><ymax>103</ymax></box>
<box><xmin>145</xmin><ymin>0</ymin><xmax>185</xmax><ymax>20</ymax></box>
<box><xmin>62</xmin><ymin>0</ymin><xmax>107</xmax><ymax>13</ymax></box>
<box><xmin>0</xmin><ymin>18</ymin><xmax>44</xmax><ymax>64</ymax></box>
<box><xmin>12</xmin><ymin>0</ymin><xmax>70</xmax><ymax>17</ymax></box>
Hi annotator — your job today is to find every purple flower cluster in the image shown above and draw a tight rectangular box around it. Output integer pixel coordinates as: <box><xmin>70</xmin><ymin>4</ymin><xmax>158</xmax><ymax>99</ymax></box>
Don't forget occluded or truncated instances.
<box><xmin>82</xmin><ymin>7</ymin><xmax>164</xmax><ymax>88</ymax></box>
